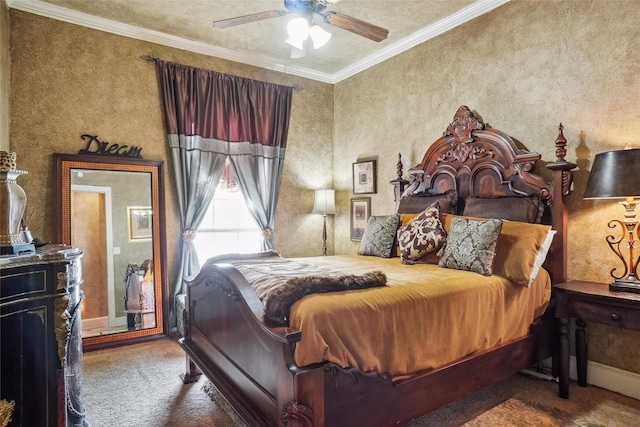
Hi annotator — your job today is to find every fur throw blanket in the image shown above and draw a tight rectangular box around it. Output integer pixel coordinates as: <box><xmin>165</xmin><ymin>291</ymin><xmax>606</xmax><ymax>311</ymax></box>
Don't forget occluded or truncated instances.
<box><xmin>263</xmin><ymin>270</ymin><xmax>386</xmax><ymax>323</ymax></box>
<box><xmin>215</xmin><ymin>252</ymin><xmax>388</xmax><ymax>324</ymax></box>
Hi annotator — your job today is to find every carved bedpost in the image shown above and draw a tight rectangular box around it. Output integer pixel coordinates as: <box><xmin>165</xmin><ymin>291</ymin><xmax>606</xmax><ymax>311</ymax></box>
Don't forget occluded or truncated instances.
<box><xmin>546</xmin><ymin>123</ymin><xmax>577</xmax><ymax>284</ymax></box>
<box><xmin>389</xmin><ymin>153</ymin><xmax>409</xmax><ymax>212</ymax></box>
<box><xmin>179</xmin><ymin>289</ymin><xmax>203</xmax><ymax>384</ymax></box>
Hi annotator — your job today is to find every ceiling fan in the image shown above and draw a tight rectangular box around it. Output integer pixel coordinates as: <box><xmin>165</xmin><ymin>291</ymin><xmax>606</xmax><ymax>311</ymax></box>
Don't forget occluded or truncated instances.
<box><xmin>213</xmin><ymin>0</ymin><xmax>389</xmax><ymax>48</ymax></box>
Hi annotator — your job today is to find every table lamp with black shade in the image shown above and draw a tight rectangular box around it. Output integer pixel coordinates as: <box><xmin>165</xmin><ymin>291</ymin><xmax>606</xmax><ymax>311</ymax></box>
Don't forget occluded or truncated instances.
<box><xmin>583</xmin><ymin>148</ymin><xmax>640</xmax><ymax>293</ymax></box>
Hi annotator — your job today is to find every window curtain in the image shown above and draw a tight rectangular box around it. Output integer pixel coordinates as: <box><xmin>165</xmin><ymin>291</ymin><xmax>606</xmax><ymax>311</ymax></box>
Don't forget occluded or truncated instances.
<box><xmin>156</xmin><ymin>60</ymin><xmax>293</xmax><ymax>329</ymax></box>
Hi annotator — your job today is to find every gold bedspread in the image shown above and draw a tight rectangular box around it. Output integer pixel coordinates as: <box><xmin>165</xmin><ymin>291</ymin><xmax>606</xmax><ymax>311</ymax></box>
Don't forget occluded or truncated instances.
<box><xmin>288</xmin><ymin>254</ymin><xmax>551</xmax><ymax>375</ymax></box>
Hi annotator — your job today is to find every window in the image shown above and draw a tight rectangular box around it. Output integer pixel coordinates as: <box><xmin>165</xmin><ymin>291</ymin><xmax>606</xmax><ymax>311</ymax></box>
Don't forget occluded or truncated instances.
<box><xmin>193</xmin><ymin>164</ymin><xmax>261</xmax><ymax>261</ymax></box>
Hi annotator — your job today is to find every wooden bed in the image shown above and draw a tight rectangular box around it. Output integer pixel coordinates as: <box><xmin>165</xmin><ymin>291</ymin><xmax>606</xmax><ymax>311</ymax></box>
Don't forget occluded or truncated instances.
<box><xmin>178</xmin><ymin>106</ymin><xmax>576</xmax><ymax>426</ymax></box>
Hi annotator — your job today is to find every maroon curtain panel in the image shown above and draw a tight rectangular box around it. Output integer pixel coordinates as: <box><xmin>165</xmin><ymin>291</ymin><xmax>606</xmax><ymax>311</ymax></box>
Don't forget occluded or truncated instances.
<box><xmin>157</xmin><ymin>60</ymin><xmax>293</xmax><ymax>147</ymax></box>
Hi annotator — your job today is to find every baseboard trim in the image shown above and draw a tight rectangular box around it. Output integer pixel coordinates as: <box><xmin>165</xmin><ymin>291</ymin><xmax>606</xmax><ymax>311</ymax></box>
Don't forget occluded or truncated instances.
<box><xmin>569</xmin><ymin>356</ymin><xmax>640</xmax><ymax>400</ymax></box>
<box><xmin>83</xmin><ymin>316</ymin><xmax>108</xmax><ymax>330</ymax></box>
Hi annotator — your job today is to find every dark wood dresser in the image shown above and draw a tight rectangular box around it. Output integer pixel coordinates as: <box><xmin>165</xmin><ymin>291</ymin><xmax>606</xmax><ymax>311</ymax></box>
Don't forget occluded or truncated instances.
<box><xmin>0</xmin><ymin>246</ymin><xmax>88</xmax><ymax>427</ymax></box>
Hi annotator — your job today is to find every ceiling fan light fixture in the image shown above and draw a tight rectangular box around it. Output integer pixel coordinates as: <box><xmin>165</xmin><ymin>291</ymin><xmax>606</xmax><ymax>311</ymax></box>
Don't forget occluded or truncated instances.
<box><xmin>290</xmin><ymin>44</ymin><xmax>308</xmax><ymax>59</ymax></box>
<box><xmin>309</xmin><ymin>25</ymin><xmax>331</xmax><ymax>49</ymax></box>
<box><xmin>285</xmin><ymin>36</ymin><xmax>305</xmax><ymax>51</ymax></box>
<box><xmin>287</xmin><ymin>17</ymin><xmax>309</xmax><ymax>40</ymax></box>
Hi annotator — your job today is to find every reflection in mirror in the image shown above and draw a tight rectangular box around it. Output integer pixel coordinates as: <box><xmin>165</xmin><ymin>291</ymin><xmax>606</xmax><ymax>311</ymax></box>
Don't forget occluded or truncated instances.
<box><xmin>71</xmin><ymin>170</ymin><xmax>154</xmax><ymax>336</ymax></box>
<box><xmin>54</xmin><ymin>154</ymin><xmax>166</xmax><ymax>350</ymax></box>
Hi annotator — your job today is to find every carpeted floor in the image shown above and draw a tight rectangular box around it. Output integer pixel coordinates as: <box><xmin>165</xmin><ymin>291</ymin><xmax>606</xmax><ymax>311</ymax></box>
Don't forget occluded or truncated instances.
<box><xmin>82</xmin><ymin>338</ymin><xmax>640</xmax><ymax>426</ymax></box>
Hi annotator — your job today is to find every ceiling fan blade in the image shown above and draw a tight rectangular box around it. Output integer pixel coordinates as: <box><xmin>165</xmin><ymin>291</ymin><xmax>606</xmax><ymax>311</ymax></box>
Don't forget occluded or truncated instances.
<box><xmin>213</xmin><ymin>10</ymin><xmax>288</xmax><ymax>28</ymax></box>
<box><xmin>323</xmin><ymin>11</ymin><xmax>388</xmax><ymax>42</ymax></box>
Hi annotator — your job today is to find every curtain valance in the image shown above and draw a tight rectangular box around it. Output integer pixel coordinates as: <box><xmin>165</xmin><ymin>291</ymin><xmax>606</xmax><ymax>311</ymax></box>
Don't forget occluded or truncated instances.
<box><xmin>158</xmin><ymin>60</ymin><xmax>293</xmax><ymax>147</ymax></box>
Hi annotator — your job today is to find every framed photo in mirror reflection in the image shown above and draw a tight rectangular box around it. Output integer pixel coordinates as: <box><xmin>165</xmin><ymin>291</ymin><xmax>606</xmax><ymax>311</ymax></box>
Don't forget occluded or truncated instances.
<box><xmin>128</xmin><ymin>207</ymin><xmax>152</xmax><ymax>240</ymax></box>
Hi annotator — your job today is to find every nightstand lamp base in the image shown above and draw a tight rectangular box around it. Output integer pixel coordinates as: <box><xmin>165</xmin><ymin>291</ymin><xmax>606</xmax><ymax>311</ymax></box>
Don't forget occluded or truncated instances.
<box><xmin>610</xmin><ymin>278</ymin><xmax>640</xmax><ymax>294</ymax></box>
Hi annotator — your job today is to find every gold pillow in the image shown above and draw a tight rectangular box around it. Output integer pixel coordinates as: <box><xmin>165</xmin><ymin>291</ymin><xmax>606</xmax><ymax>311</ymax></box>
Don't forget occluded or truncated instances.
<box><xmin>399</xmin><ymin>213</ymin><xmax>418</xmax><ymax>226</ymax></box>
<box><xmin>492</xmin><ymin>220</ymin><xmax>552</xmax><ymax>287</ymax></box>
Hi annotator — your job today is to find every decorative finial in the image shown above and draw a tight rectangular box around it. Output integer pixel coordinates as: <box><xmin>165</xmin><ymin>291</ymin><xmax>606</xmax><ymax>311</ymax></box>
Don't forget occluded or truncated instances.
<box><xmin>396</xmin><ymin>153</ymin><xmax>404</xmax><ymax>180</ymax></box>
<box><xmin>555</xmin><ymin>123</ymin><xmax>568</xmax><ymax>162</ymax></box>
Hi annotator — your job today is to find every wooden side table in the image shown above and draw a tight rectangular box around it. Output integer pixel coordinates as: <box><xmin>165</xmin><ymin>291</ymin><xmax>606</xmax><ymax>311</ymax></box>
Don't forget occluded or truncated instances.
<box><xmin>554</xmin><ymin>280</ymin><xmax>640</xmax><ymax>399</ymax></box>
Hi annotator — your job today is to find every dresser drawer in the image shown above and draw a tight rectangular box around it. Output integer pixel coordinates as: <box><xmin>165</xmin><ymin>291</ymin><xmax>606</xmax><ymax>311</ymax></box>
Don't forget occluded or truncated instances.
<box><xmin>568</xmin><ymin>299</ymin><xmax>640</xmax><ymax>331</ymax></box>
<box><xmin>0</xmin><ymin>266</ymin><xmax>50</xmax><ymax>302</ymax></box>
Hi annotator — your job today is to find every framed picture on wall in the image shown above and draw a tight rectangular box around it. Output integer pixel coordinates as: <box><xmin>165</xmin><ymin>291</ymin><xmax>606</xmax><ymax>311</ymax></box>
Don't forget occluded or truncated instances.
<box><xmin>352</xmin><ymin>160</ymin><xmax>377</xmax><ymax>194</ymax></box>
<box><xmin>350</xmin><ymin>198</ymin><xmax>371</xmax><ymax>241</ymax></box>
<box><xmin>127</xmin><ymin>206</ymin><xmax>153</xmax><ymax>241</ymax></box>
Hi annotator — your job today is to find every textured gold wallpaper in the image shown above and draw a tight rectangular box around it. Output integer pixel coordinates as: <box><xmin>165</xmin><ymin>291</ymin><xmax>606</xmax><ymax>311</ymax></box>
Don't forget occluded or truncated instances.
<box><xmin>9</xmin><ymin>0</ymin><xmax>640</xmax><ymax>373</ymax></box>
<box><xmin>0</xmin><ymin>0</ymin><xmax>9</xmax><ymax>152</ymax></box>
<box><xmin>332</xmin><ymin>0</ymin><xmax>640</xmax><ymax>373</ymax></box>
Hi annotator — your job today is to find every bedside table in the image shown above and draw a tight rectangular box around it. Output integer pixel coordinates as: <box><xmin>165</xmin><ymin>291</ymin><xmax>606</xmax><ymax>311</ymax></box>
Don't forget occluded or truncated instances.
<box><xmin>554</xmin><ymin>280</ymin><xmax>640</xmax><ymax>399</ymax></box>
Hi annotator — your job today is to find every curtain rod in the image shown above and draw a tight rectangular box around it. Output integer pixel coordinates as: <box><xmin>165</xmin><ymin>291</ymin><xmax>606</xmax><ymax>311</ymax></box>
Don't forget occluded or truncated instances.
<box><xmin>138</xmin><ymin>54</ymin><xmax>303</xmax><ymax>92</ymax></box>
<box><xmin>140</xmin><ymin>54</ymin><xmax>159</xmax><ymax>63</ymax></box>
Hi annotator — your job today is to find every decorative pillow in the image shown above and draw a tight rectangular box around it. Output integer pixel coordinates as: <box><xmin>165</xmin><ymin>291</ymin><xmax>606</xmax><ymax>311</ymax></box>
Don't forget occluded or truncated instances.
<box><xmin>491</xmin><ymin>221</ymin><xmax>553</xmax><ymax>286</ymax></box>
<box><xmin>398</xmin><ymin>212</ymin><xmax>453</xmax><ymax>262</ymax></box>
<box><xmin>398</xmin><ymin>190</ymin><xmax>458</xmax><ymax>214</ymax></box>
<box><xmin>397</xmin><ymin>205</ymin><xmax>447</xmax><ymax>264</ymax></box>
<box><xmin>463</xmin><ymin>195</ymin><xmax>544</xmax><ymax>224</ymax></box>
<box><xmin>358</xmin><ymin>214</ymin><xmax>400</xmax><ymax>258</ymax></box>
<box><xmin>438</xmin><ymin>217</ymin><xmax>503</xmax><ymax>276</ymax></box>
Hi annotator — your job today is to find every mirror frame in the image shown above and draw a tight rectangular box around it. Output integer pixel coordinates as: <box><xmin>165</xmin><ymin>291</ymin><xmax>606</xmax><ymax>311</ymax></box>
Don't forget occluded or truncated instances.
<box><xmin>54</xmin><ymin>153</ymin><xmax>167</xmax><ymax>350</ymax></box>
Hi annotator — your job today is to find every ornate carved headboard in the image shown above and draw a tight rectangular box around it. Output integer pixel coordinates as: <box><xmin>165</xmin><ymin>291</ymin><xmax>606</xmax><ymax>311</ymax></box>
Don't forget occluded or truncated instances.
<box><xmin>391</xmin><ymin>106</ymin><xmax>576</xmax><ymax>283</ymax></box>
<box><xmin>400</xmin><ymin>106</ymin><xmax>554</xmax><ymax>210</ymax></box>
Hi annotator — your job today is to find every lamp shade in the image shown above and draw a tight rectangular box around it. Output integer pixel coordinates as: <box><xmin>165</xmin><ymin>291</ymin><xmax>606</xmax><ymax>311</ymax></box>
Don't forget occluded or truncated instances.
<box><xmin>311</xmin><ymin>189</ymin><xmax>336</xmax><ymax>215</ymax></box>
<box><xmin>309</xmin><ymin>25</ymin><xmax>331</xmax><ymax>49</ymax></box>
<box><xmin>584</xmin><ymin>148</ymin><xmax>640</xmax><ymax>199</ymax></box>
<box><xmin>287</xmin><ymin>17</ymin><xmax>309</xmax><ymax>38</ymax></box>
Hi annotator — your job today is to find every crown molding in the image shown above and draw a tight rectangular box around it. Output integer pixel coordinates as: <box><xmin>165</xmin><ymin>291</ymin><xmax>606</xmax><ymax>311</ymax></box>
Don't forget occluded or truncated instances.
<box><xmin>332</xmin><ymin>0</ymin><xmax>510</xmax><ymax>83</ymax></box>
<box><xmin>7</xmin><ymin>0</ymin><xmax>509</xmax><ymax>85</ymax></box>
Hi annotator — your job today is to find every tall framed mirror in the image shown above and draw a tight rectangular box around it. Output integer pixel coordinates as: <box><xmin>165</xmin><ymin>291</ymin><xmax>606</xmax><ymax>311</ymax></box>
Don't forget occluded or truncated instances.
<box><xmin>54</xmin><ymin>153</ymin><xmax>167</xmax><ymax>350</ymax></box>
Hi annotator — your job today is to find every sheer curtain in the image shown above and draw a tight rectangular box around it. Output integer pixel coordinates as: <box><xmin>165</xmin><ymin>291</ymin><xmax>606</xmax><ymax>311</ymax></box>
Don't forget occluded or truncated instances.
<box><xmin>156</xmin><ymin>60</ymin><xmax>293</xmax><ymax>329</ymax></box>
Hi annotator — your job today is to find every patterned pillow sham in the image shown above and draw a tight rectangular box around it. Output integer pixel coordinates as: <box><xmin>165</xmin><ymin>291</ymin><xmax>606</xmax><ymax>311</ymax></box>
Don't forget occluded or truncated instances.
<box><xmin>358</xmin><ymin>214</ymin><xmax>400</xmax><ymax>258</ymax></box>
<box><xmin>438</xmin><ymin>217</ymin><xmax>503</xmax><ymax>276</ymax></box>
<box><xmin>397</xmin><ymin>205</ymin><xmax>446</xmax><ymax>264</ymax></box>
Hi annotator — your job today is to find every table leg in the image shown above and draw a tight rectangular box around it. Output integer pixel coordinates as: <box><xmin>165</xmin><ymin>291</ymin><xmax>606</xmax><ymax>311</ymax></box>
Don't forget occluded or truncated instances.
<box><xmin>558</xmin><ymin>316</ymin><xmax>570</xmax><ymax>398</ymax></box>
<box><xmin>575</xmin><ymin>318</ymin><xmax>588</xmax><ymax>387</ymax></box>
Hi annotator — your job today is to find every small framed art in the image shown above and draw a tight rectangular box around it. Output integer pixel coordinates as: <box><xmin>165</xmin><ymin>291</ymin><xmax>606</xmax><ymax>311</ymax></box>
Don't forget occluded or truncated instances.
<box><xmin>350</xmin><ymin>197</ymin><xmax>371</xmax><ymax>241</ymax></box>
<box><xmin>127</xmin><ymin>206</ymin><xmax>153</xmax><ymax>241</ymax></box>
<box><xmin>352</xmin><ymin>160</ymin><xmax>377</xmax><ymax>194</ymax></box>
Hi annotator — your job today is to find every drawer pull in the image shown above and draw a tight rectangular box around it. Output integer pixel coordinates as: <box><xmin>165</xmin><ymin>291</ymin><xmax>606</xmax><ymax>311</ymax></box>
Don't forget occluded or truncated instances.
<box><xmin>610</xmin><ymin>313</ymin><xmax>620</xmax><ymax>321</ymax></box>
